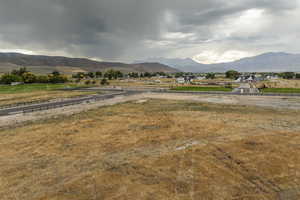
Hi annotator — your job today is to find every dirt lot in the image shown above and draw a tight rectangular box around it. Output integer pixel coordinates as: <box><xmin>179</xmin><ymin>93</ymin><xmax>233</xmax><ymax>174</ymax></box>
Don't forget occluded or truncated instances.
<box><xmin>1</xmin><ymin>97</ymin><xmax>300</xmax><ymax>200</ymax></box>
<box><xmin>145</xmin><ymin>93</ymin><xmax>300</xmax><ymax>110</ymax></box>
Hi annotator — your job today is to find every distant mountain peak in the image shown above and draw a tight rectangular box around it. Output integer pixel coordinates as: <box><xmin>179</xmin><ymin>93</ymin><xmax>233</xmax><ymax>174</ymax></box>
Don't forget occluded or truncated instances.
<box><xmin>140</xmin><ymin>52</ymin><xmax>300</xmax><ymax>72</ymax></box>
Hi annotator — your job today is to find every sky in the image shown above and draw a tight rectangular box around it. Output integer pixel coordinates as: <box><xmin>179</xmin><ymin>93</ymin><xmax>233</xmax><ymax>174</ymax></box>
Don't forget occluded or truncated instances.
<box><xmin>0</xmin><ymin>0</ymin><xmax>300</xmax><ymax>64</ymax></box>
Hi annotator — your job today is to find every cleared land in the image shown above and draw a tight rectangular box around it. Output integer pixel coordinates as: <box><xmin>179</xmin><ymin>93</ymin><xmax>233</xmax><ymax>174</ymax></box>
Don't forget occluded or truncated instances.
<box><xmin>171</xmin><ymin>86</ymin><xmax>232</xmax><ymax>92</ymax></box>
<box><xmin>1</xmin><ymin>99</ymin><xmax>300</xmax><ymax>199</ymax></box>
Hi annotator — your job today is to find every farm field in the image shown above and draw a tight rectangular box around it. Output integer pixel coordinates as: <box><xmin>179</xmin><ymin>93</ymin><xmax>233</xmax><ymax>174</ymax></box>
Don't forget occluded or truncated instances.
<box><xmin>1</xmin><ymin>99</ymin><xmax>300</xmax><ymax>199</ymax></box>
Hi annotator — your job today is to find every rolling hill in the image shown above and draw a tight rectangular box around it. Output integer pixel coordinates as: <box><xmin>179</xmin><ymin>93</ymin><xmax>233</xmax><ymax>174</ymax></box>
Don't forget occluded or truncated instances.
<box><xmin>0</xmin><ymin>53</ymin><xmax>179</xmax><ymax>74</ymax></box>
<box><xmin>140</xmin><ymin>52</ymin><xmax>300</xmax><ymax>72</ymax></box>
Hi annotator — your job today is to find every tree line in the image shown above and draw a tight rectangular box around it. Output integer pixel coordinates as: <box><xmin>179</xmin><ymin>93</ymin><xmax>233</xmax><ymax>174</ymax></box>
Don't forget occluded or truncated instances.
<box><xmin>72</xmin><ymin>70</ymin><xmax>172</xmax><ymax>81</ymax></box>
<box><xmin>0</xmin><ymin>68</ymin><xmax>68</xmax><ymax>84</ymax></box>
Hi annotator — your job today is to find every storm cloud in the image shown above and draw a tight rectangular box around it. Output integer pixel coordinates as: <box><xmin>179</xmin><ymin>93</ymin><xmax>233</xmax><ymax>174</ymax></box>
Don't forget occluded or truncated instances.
<box><xmin>0</xmin><ymin>0</ymin><xmax>299</xmax><ymax>63</ymax></box>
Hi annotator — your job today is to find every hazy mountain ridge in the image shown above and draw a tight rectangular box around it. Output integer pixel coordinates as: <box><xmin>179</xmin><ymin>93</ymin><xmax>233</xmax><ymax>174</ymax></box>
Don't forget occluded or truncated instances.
<box><xmin>0</xmin><ymin>53</ymin><xmax>179</xmax><ymax>74</ymax></box>
<box><xmin>140</xmin><ymin>52</ymin><xmax>300</xmax><ymax>72</ymax></box>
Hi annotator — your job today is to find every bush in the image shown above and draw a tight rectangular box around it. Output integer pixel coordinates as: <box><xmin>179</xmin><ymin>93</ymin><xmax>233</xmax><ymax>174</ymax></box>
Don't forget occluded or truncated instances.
<box><xmin>85</xmin><ymin>80</ymin><xmax>91</xmax><ymax>85</ymax></box>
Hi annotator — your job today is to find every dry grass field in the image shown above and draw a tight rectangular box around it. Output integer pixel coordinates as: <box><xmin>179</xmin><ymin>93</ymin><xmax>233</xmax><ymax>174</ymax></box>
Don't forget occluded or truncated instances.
<box><xmin>255</xmin><ymin>79</ymin><xmax>300</xmax><ymax>89</ymax></box>
<box><xmin>1</xmin><ymin>99</ymin><xmax>300</xmax><ymax>199</ymax></box>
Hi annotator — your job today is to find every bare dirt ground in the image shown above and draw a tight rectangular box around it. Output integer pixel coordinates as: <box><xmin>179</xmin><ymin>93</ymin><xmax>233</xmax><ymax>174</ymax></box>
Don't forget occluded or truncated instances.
<box><xmin>1</xmin><ymin>98</ymin><xmax>300</xmax><ymax>200</ymax></box>
<box><xmin>144</xmin><ymin>93</ymin><xmax>300</xmax><ymax>110</ymax></box>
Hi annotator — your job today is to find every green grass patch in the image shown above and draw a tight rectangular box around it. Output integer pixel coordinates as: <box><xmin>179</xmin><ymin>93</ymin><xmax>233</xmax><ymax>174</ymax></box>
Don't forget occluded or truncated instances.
<box><xmin>0</xmin><ymin>83</ymin><xmax>88</xmax><ymax>94</ymax></box>
<box><xmin>261</xmin><ymin>88</ymin><xmax>300</xmax><ymax>93</ymax></box>
<box><xmin>171</xmin><ymin>86</ymin><xmax>232</xmax><ymax>92</ymax></box>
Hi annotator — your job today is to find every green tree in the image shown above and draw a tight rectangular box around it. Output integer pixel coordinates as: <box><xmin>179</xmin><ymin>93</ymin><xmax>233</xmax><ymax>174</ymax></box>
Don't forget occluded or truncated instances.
<box><xmin>22</xmin><ymin>72</ymin><xmax>37</xmax><ymax>83</ymax></box>
<box><xmin>206</xmin><ymin>73</ymin><xmax>216</xmax><ymax>79</ymax></box>
<box><xmin>72</xmin><ymin>72</ymin><xmax>85</xmax><ymax>80</ymax></box>
<box><xmin>104</xmin><ymin>70</ymin><xmax>123</xmax><ymax>80</ymax></box>
<box><xmin>0</xmin><ymin>73</ymin><xmax>22</xmax><ymax>84</ymax></box>
<box><xmin>87</xmin><ymin>72</ymin><xmax>95</xmax><ymax>78</ymax></box>
<box><xmin>52</xmin><ymin>71</ymin><xmax>61</xmax><ymax>76</ymax></box>
<box><xmin>281</xmin><ymin>72</ymin><xmax>295</xmax><ymax>79</ymax></box>
<box><xmin>48</xmin><ymin>74</ymin><xmax>68</xmax><ymax>83</ymax></box>
<box><xmin>36</xmin><ymin>75</ymin><xmax>50</xmax><ymax>83</ymax></box>
<box><xmin>95</xmin><ymin>71</ymin><xmax>102</xmax><ymax>78</ymax></box>
<box><xmin>175</xmin><ymin>72</ymin><xmax>184</xmax><ymax>78</ymax></box>
<box><xmin>11</xmin><ymin>67</ymin><xmax>28</xmax><ymax>76</ymax></box>
<box><xmin>100</xmin><ymin>78</ymin><xmax>109</xmax><ymax>85</ymax></box>
<box><xmin>225</xmin><ymin>70</ymin><xmax>240</xmax><ymax>79</ymax></box>
<box><xmin>128</xmin><ymin>72</ymin><xmax>139</xmax><ymax>78</ymax></box>
<box><xmin>143</xmin><ymin>72</ymin><xmax>152</xmax><ymax>78</ymax></box>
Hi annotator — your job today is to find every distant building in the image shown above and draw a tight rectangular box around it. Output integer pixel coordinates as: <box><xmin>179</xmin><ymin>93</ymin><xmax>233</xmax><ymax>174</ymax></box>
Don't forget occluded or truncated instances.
<box><xmin>176</xmin><ymin>77</ymin><xmax>185</xmax><ymax>84</ymax></box>
<box><xmin>11</xmin><ymin>82</ymin><xmax>23</xmax><ymax>86</ymax></box>
<box><xmin>196</xmin><ymin>76</ymin><xmax>206</xmax><ymax>80</ymax></box>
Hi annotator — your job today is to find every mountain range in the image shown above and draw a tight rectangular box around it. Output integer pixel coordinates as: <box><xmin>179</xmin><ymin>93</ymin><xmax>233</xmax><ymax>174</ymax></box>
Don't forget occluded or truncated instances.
<box><xmin>0</xmin><ymin>53</ymin><xmax>179</xmax><ymax>74</ymax></box>
<box><xmin>138</xmin><ymin>52</ymin><xmax>300</xmax><ymax>72</ymax></box>
<box><xmin>1</xmin><ymin>52</ymin><xmax>300</xmax><ymax>74</ymax></box>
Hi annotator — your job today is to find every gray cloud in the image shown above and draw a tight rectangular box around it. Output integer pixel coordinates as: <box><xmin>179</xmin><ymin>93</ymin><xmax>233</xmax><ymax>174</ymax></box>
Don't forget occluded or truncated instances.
<box><xmin>0</xmin><ymin>0</ymin><xmax>299</xmax><ymax>62</ymax></box>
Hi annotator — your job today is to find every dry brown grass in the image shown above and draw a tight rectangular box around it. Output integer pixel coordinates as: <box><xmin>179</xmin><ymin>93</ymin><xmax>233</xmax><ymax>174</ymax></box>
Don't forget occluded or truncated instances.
<box><xmin>0</xmin><ymin>90</ymin><xmax>98</xmax><ymax>107</ymax></box>
<box><xmin>255</xmin><ymin>79</ymin><xmax>300</xmax><ymax>89</ymax></box>
<box><xmin>1</xmin><ymin>100</ymin><xmax>300</xmax><ymax>199</ymax></box>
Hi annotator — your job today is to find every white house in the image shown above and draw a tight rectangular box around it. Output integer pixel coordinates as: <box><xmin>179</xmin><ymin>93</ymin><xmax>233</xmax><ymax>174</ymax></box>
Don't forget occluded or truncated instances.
<box><xmin>176</xmin><ymin>77</ymin><xmax>185</xmax><ymax>84</ymax></box>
